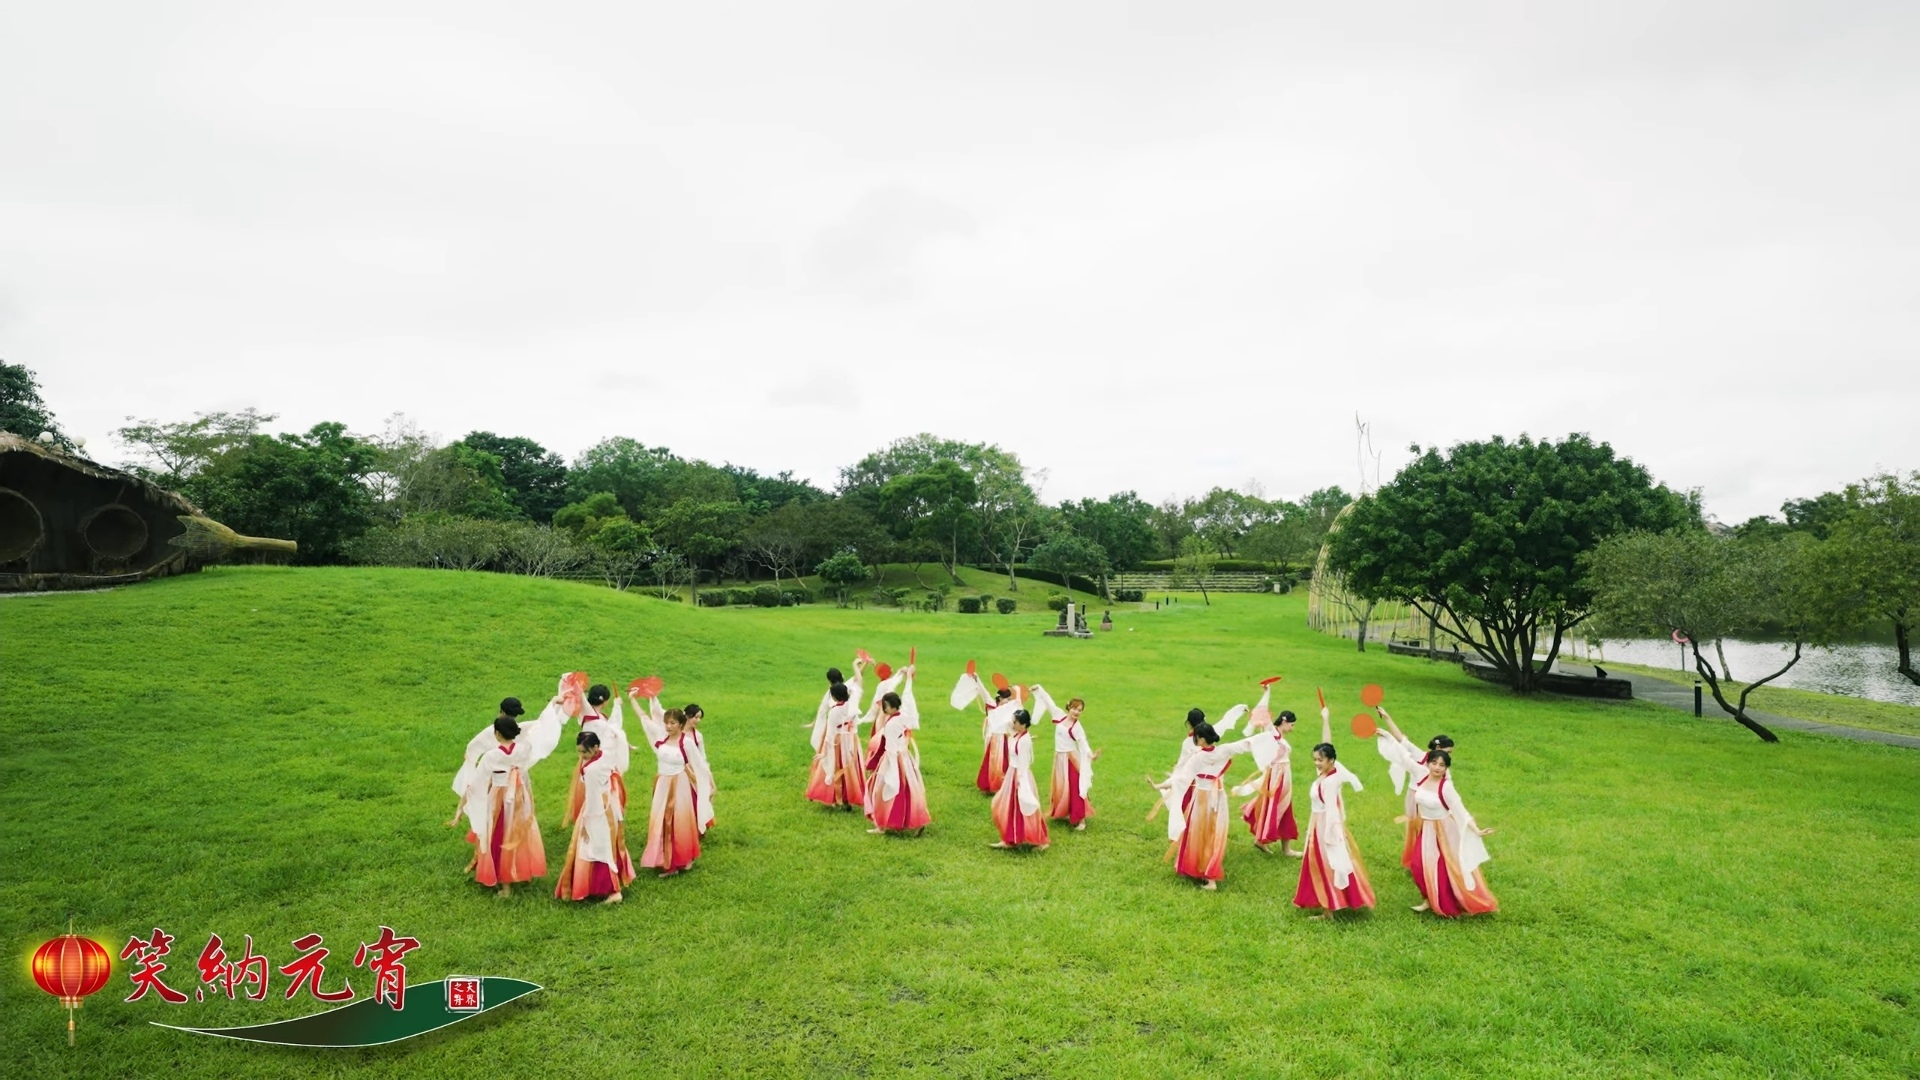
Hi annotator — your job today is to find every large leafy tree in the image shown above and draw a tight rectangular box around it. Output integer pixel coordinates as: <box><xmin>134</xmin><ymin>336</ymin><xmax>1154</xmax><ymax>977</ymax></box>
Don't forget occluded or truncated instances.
<box><xmin>0</xmin><ymin>361</ymin><xmax>75</xmax><ymax>451</ymax></box>
<box><xmin>1586</xmin><ymin>529</ymin><xmax>1846</xmax><ymax>740</ymax></box>
<box><xmin>1328</xmin><ymin>434</ymin><xmax>1689</xmax><ymax>692</ymax></box>
<box><xmin>181</xmin><ymin>422</ymin><xmax>380</xmax><ymax>564</ymax></box>
<box><xmin>567</xmin><ymin>438</ymin><xmax>686</xmax><ymax>517</ymax></box>
<box><xmin>1822</xmin><ymin>472</ymin><xmax>1920</xmax><ymax>686</ymax></box>
<box><xmin>839</xmin><ymin>433</ymin><xmax>1030</xmax><ymax>571</ymax></box>
<box><xmin>1028</xmin><ymin>531</ymin><xmax>1110</xmax><ymax>593</ymax></box>
<box><xmin>116</xmin><ymin>409</ymin><xmax>277</xmax><ymax>480</ymax></box>
<box><xmin>457</xmin><ymin>432</ymin><xmax>569</xmax><ymax>523</ymax></box>
<box><xmin>1057</xmin><ymin>492</ymin><xmax>1160</xmax><ymax>571</ymax></box>
<box><xmin>878</xmin><ymin>461</ymin><xmax>980</xmax><ymax>582</ymax></box>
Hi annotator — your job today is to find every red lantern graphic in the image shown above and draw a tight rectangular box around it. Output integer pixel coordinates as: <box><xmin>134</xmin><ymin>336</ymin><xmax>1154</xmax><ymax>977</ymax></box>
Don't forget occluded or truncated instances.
<box><xmin>31</xmin><ymin>919</ymin><xmax>112</xmax><ymax>1046</ymax></box>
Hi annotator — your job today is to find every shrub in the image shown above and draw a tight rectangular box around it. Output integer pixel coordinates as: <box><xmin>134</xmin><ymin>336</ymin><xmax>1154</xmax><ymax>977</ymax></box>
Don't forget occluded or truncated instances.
<box><xmin>1113</xmin><ymin>588</ymin><xmax>1145</xmax><ymax>602</ymax></box>
<box><xmin>782</xmin><ymin>587</ymin><xmax>814</xmax><ymax>605</ymax></box>
<box><xmin>957</xmin><ymin>597</ymin><xmax>982</xmax><ymax>614</ymax></box>
<box><xmin>726</xmin><ymin>588</ymin><xmax>756</xmax><ymax>606</ymax></box>
<box><xmin>696</xmin><ymin>590</ymin><xmax>728</xmax><ymax>607</ymax></box>
<box><xmin>996</xmin><ymin>597</ymin><xmax>1017</xmax><ymax>614</ymax></box>
<box><xmin>926</xmin><ymin>591</ymin><xmax>947</xmax><ymax>612</ymax></box>
<box><xmin>868</xmin><ymin>586</ymin><xmax>897</xmax><ymax>608</ymax></box>
<box><xmin>1046</xmin><ymin>594</ymin><xmax>1070</xmax><ymax>612</ymax></box>
<box><xmin>752</xmin><ymin>584</ymin><xmax>782</xmax><ymax>607</ymax></box>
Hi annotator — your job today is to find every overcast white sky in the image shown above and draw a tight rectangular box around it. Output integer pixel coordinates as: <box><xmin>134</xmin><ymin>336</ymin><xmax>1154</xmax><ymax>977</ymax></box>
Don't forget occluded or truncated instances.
<box><xmin>3</xmin><ymin>1</ymin><xmax>1914</xmax><ymax>521</ymax></box>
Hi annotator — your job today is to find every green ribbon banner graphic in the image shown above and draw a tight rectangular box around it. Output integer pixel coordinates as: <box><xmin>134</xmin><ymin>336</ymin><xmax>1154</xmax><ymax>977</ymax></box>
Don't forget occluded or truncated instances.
<box><xmin>152</xmin><ymin>978</ymin><xmax>541</xmax><ymax>1047</ymax></box>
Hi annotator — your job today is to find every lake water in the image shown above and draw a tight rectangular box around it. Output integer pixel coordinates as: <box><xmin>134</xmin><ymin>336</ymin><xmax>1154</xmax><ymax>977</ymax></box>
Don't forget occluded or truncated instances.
<box><xmin>1571</xmin><ymin>637</ymin><xmax>1920</xmax><ymax>708</ymax></box>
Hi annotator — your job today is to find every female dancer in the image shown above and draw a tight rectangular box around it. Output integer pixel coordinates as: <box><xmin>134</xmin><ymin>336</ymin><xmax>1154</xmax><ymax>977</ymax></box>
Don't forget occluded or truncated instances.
<box><xmin>805</xmin><ymin>682</ymin><xmax>867</xmax><ymax>810</ymax></box>
<box><xmin>989</xmin><ymin>709</ymin><xmax>1049</xmax><ymax>850</ymax></box>
<box><xmin>555</xmin><ymin>730</ymin><xmax>634</xmax><ymax>903</ymax></box>
<box><xmin>683</xmin><ymin>703</ymin><xmax>716</xmax><ymax>833</ymax></box>
<box><xmin>1160</xmin><ymin>721</ymin><xmax>1253</xmax><ymax>889</ymax></box>
<box><xmin>865</xmin><ymin>680</ymin><xmax>933</xmax><ymax>835</ymax></box>
<box><xmin>1373</xmin><ymin>707</ymin><xmax>1455</xmax><ymax>867</ymax></box>
<box><xmin>1235</xmin><ymin>707</ymin><xmax>1302</xmax><ymax>856</ymax></box>
<box><xmin>628</xmin><ymin>688</ymin><xmax>701</xmax><ymax>877</ymax></box>
<box><xmin>807</xmin><ymin>657</ymin><xmax>868</xmax><ymax>760</ymax></box>
<box><xmin>1033</xmin><ymin>687</ymin><xmax>1096</xmax><ymax>830</ymax></box>
<box><xmin>1145</xmin><ymin>703</ymin><xmax>1245</xmax><ymax>821</ymax></box>
<box><xmin>1293</xmin><ymin>707</ymin><xmax>1375</xmax><ymax>918</ymax></box>
<box><xmin>975</xmin><ymin>684</ymin><xmax>1017</xmax><ymax>793</ymax></box>
<box><xmin>1375</xmin><ymin>712</ymin><xmax>1496</xmax><ymax>915</ymax></box>
<box><xmin>570</xmin><ymin>684</ymin><xmax>630</xmax><ymax>820</ymax></box>
<box><xmin>456</xmin><ymin>687</ymin><xmax>569</xmax><ymax>896</ymax></box>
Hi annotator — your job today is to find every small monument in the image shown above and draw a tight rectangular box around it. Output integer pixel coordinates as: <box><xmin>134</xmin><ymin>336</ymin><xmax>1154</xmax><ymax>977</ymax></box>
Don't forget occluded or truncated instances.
<box><xmin>1043</xmin><ymin>600</ymin><xmax>1094</xmax><ymax>639</ymax></box>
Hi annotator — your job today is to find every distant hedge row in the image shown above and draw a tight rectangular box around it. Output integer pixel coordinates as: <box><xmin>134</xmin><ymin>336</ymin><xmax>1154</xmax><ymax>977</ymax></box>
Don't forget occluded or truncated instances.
<box><xmin>1134</xmin><ymin>558</ymin><xmax>1311</xmax><ymax>575</ymax></box>
<box><xmin>697</xmin><ymin>585</ymin><xmax>815</xmax><ymax>607</ymax></box>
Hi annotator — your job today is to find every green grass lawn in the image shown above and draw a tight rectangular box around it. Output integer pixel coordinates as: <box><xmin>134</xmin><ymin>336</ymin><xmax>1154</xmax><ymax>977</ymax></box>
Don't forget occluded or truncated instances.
<box><xmin>1599</xmin><ymin>659</ymin><xmax>1920</xmax><ymax>739</ymax></box>
<box><xmin>2</xmin><ymin>567</ymin><xmax>1916</xmax><ymax>1078</ymax></box>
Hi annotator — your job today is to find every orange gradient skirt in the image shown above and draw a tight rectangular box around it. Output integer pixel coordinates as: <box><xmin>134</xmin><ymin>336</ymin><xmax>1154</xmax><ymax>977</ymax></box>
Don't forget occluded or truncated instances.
<box><xmin>1049</xmin><ymin>753</ymin><xmax>1090</xmax><ymax>825</ymax></box>
<box><xmin>1293</xmin><ymin>815</ymin><xmax>1376</xmax><ymax>911</ymax></box>
<box><xmin>641</xmin><ymin>771</ymin><xmax>701</xmax><ymax>872</ymax></box>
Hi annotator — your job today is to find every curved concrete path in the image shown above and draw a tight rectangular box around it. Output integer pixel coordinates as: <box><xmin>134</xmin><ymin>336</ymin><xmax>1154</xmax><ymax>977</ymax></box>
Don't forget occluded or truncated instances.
<box><xmin>1613</xmin><ymin>671</ymin><xmax>1920</xmax><ymax>749</ymax></box>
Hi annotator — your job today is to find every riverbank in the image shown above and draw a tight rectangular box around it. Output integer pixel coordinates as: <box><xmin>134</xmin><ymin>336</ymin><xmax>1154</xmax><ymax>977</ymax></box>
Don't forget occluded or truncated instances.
<box><xmin>1599</xmin><ymin>658</ymin><xmax>1920</xmax><ymax>739</ymax></box>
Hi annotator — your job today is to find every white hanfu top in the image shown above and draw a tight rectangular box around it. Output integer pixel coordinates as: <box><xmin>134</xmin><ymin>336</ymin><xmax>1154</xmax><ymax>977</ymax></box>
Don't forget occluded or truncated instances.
<box><xmin>1231</xmin><ymin>728</ymin><xmax>1291</xmax><ymax>797</ymax></box>
<box><xmin>1411</xmin><ymin>774</ymin><xmax>1490</xmax><ymax>877</ymax></box>
<box><xmin>1051</xmin><ymin>715</ymin><xmax>1094</xmax><ymax>797</ymax></box>
<box><xmin>1161</xmin><ymin>740</ymin><xmax>1253</xmax><ymax>840</ymax></box>
<box><xmin>1002</xmin><ymin>729</ymin><xmax>1042</xmax><ymax>815</ymax></box>
<box><xmin>460</xmin><ymin>698</ymin><xmax>566</xmax><ymax>836</ymax></box>
<box><xmin>1307</xmin><ymin>764</ymin><xmax>1366</xmax><ymax>888</ymax></box>
<box><xmin>575</xmin><ymin>751</ymin><xmax>623</xmax><ymax>864</ymax></box>
<box><xmin>870</xmin><ymin>682</ymin><xmax>922</xmax><ymax>800</ymax></box>
<box><xmin>580</xmin><ymin>700</ymin><xmax>630</xmax><ymax>776</ymax></box>
<box><xmin>684</xmin><ymin>727</ymin><xmax>715</xmax><ymax>829</ymax></box>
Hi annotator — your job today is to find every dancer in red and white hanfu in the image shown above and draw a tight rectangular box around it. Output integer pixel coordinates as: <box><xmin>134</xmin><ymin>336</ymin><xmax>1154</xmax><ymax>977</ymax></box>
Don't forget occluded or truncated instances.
<box><xmin>1160</xmin><ymin>717</ymin><xmax>1254</xmax><ymax>889</ymax></box>
<box><xmin>682</xmin><ymin>703</ymin><xmax>716</xmax><ymax>833</ymax></box>
<box><xmin>865</xmin><ymin>675</ymin><xmax>932</xmax><ymax>835</ymax></box>
<box><xmin>805</xmin><ymin>682</ymin><xmax>867</xmax><ymax>810</ymax></box>
<box><xmin>1146</xmin><ymin>703</ymin><xmax>1246</xmax><ymax>822</ymax></box>
<box><xmin>555</xmin><ymin>729</ymin><xmax>634</xmax><ymax>903</ymax></box>
<box><xmin>456</xmin><ymin>686</ymin><xmax>569</xmax><ymax>895</ymax></box>
<box><xmin>1373</xmin><ymin>711</ymin><xmax>1496</xmax><ymax>916</ymax></box>
<box><xmin>628</xmin><ymin>689</ymin><xmax>702</xmax><ymax>876</ymax></box>
<box><xmin>989</xmin><ymin>708</ymin><xmax>1049</xmax><ymax>850</ymax></box>
<box><xmin>1293</xmin><ymin>707</ymin><xmax>1376</xmax><ymax>918</ymax></box>
<box><xmin>570</xmin><ymin>683</ymin><xmax>630</xmax><ymax>821</ymax></box>
<box><xmin>1372</xmin><ymin>707</ymin><xmax>1456</xmax><ymax>870</ymax></box>
<box><xmin>1032</xmin><ymin>686</ymin><xmax>1096</xmax><ymax>829</ymax></box>
<box><xmin>1234</xmin><ymin>682</ymin><xmax>1302</xmax><ymax>856</ymax></box>
<box><xmin>860</xmin><ymin>662</ymin><xmax>908</xmax><ymax>788</ymax></box>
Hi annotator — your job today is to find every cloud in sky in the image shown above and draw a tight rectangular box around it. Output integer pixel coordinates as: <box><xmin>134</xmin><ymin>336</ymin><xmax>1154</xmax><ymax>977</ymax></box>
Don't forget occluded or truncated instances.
<box><xmin>2</xmin><ymin>1</ymin><xmax>1914</xmax><ymax>520</ymax></box>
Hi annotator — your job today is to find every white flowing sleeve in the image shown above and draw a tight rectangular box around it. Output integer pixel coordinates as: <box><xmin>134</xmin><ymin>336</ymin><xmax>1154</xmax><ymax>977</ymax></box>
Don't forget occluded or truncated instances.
<box><xmin>1376</xmin><ymin>733</ymin><xmax>1423</xmax><ymax>794</ymax></box>
<box><xmin>453</xmin><ymin>725</ymin><xmax>493</xmax><ymax>797</ymax></box>
<box><xmin>1016</xmin><ymin>740</ymin><xmax>1041</xmax><ymax>815</ymax></box>
<box><xmin>985</xmin><ymin>703</ymin><xmax>1016</xmax><ymax>737</ymax></box>
<box><xmin>1163</xmin><ymin>752</ymin><xmax>1202</xmax><ymax>840</ymax></box>
<box><xmin>949</xmin><ymin>672</ymin><xmax>979</xmax><ymax>711</ymax></box>
<box><xmin>901</xmin><ymin>676</ymin><xmax>921</xmax><ymax>730</ymax></box>
<box><xmin>845</xmin><ymin>674</ymin><xmax>865</xmax><ymax>717</ymax></box>
<box><xmin>1072</xmin><ymin>721</ymin><xmax>1094</xmax><ymax>796</ymax></box>
<box><xmin>462</xmin><ymin>748</ymin><xmax>498</xmax><ymax>836</ymax></box>
<box><xmin>607</xmin><ymin>697</ymin><xmax>628</xmax><ymax>736</ymax></box>
<box><xmin>519</xmin><ymin>699</ymin><xmax>567</xmax><ymax>765</ymax></box>
<box><xmin>1028</xmin><ymin>686</ymin><xmax>1058</xmax><ymax>726</ymax></box>
<box><xmin>1445</xmin><ymin>778</ymin><xmax>1491</xmax><ymax>877</ymax></box>
<box><xmin>1216</xmin><ymin>703</ymin><xmax>1249</xmax><ymax>735</ymax></box>
<box><xmin>810</xmin><ymin>691</ymin><xmax>832</xmax><ymax>752</ymax></box>
<box><xmin>1229</xmin><ymin>736</ymin><xmax>1277</xmax><ymax>796</ymax></box>
<box><xmin>633</xmin><ymin>694</ymin><xmax>667</xmax><ymax>745</ymax></box>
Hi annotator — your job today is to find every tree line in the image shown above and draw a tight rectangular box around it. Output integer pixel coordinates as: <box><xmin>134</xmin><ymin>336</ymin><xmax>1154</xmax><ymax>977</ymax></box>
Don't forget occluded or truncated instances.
<box><xmin>1</xmin><ymin>361</ymin><xmax>1346</xmax><ymax>599</ymax></box>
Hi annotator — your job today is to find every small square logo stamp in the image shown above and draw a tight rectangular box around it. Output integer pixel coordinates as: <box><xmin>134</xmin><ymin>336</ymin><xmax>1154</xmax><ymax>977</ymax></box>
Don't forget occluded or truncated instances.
<box><xmin>445</xmin><ymin>976</ymin><xmax>482</xmax><ymax>1012</ymax></box>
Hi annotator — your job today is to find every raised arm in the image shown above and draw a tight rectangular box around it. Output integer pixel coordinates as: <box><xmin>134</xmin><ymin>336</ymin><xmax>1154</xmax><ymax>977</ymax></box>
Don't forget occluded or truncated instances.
<box><xmin>1320</xmin><ymin>705</ymin><xmax>1333</xmax><ymax>746</ymax></box>
<box><xmin>628</xmin><ymin>688</ymin><xmax>667</xmax><ymax>745</ymax></box>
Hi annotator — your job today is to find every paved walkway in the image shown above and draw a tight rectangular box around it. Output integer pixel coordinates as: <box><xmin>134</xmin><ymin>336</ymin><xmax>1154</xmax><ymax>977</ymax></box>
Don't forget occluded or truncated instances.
<box><xmin>1611</xmin><ymin>671</ymin><xmax>1920</xmax><ymax>749</ymax></box>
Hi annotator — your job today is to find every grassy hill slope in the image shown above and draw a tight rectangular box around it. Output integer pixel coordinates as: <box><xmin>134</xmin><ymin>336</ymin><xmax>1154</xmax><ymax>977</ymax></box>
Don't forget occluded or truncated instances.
<box><xmin>2</xmin><ymin>567</ymin><xmax>1915</xmax><ymax>1078</ymax></box>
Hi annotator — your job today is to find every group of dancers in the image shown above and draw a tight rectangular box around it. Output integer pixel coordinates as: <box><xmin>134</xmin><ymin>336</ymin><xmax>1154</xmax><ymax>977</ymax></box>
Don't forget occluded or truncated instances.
<box><xmin>1148</xmin><ymin>680</ymin><xmax>1498</xmax><ymax>917</ymax></box>
<box><xmin>447</xmin><ymin>658</ymin><xmax>1499</xmax><ymax>920</ymax></box>
<box><xmin>802</xmin><ymin>653</ymin><xmax>1098</xmax><ymax>849</ymax></box>
<box><xmin>449</xmin><ymin>672</ymin><xmax>712</xmax><ymax>904</ymax></box>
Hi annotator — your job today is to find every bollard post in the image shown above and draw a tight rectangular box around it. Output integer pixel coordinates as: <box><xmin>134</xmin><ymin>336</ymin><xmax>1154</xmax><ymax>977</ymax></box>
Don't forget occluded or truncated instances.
<box><xmin>1693</xmin><ymin>682</ymin><xmax>1703</xmax><ymax>717</ymax></box>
